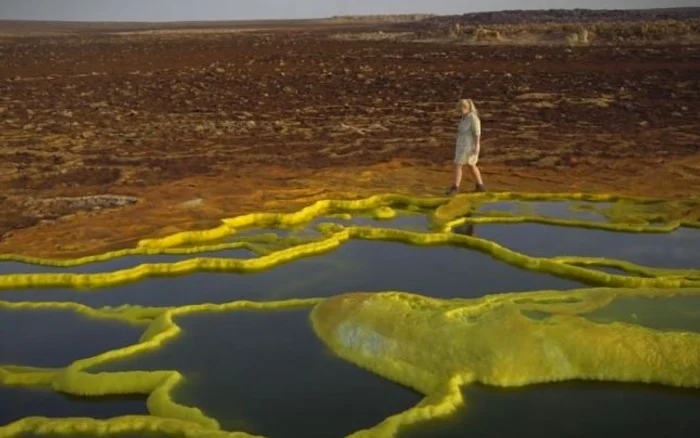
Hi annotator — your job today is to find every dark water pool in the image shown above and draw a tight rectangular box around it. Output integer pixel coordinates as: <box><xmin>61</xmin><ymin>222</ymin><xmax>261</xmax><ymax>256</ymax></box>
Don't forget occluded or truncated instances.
<box><xmin>0</xmin><ymin>240</ymin><xmax>582</xmax><ymax>307</ymax></box>
<box><xmin>95</xmin><ymin>308</ymin><xmax>420</xmax><ymax>438</ymax></box>
<box><xmin>0</xmin><ymin>386</ymin><xmax>146</xmax><ymax>427</ymax></box>
<box><xmin>0</xmin><ymin>308</ymin><xmax>143</xmax><ymax>367</ymax></box>
<box><xmin>474</xmin><ymin>223</ymin><xmax>700</xmax><ymax>269</ymax></box>
<box><xmin>400</xmin><ymin>382</ymin><xmax>700</xmax><ymax>438</ymax></box>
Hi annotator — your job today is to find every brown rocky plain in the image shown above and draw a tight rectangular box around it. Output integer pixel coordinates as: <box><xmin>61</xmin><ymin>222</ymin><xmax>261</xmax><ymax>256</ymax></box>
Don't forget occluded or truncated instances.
<box><xmin>1</xmin><ymin>9</ymin><xmax>699</xmax><ymax>257</ymax></box>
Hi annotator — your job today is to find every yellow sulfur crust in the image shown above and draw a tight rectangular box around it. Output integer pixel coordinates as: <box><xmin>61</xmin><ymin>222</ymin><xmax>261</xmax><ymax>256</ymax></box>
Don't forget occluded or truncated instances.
<box><xmin>310</xmin><ymin>288</ymin><xmax>700</xmax><ymax>437</ymax></box>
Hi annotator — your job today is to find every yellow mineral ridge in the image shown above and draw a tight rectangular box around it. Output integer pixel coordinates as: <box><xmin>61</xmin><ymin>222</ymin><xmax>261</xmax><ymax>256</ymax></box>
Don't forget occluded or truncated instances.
<box><xmin>311</xmin><ymin>288</ymin><xmax>700</xmax><ymax>437</ymax></box>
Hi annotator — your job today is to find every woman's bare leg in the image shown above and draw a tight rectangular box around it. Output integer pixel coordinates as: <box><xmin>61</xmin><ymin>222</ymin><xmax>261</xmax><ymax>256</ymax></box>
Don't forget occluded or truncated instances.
<box><xmin>453</xmin><ymin>163</ymin><xmax>463</xmax><ymax>188</ymax></box>
<box><xmin>469</xmin><ymin>164</ymin><xmax>484</xmax><ymax>186</ymax></box>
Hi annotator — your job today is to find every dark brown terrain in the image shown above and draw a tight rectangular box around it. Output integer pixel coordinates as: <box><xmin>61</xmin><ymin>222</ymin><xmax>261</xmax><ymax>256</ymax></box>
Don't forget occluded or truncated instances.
<box><xmin>1</xmin><ymin>9</ymin><xmax>699</xmax><ymax>257</ymax></box>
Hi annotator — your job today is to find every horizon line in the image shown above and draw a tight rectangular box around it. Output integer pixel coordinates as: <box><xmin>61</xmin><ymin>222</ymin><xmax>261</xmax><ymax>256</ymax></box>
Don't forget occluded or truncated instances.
<box><xmin>1</xmin><ymin>6</ymin><xmax>698</xmax><ymax>24</ymax></box>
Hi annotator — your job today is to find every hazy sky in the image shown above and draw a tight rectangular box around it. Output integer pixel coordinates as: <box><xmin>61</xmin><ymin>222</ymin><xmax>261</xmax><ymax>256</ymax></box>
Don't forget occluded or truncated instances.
<box><xmin>0</xmin><ymin>0</ymin><xmax>696</xmax><ymax>22</ymax></box>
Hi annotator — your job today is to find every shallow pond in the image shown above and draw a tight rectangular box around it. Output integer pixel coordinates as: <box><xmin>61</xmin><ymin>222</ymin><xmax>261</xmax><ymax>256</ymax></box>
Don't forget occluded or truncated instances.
<box><xmin>473</xmin><ymin>223</ymin><xmax>700</xmax><ymax>269</ymax></box>
<box><xmin>96</xmin><ymin>309</ymin><xmax>420</xmax><ymax>438</ymax></box>
<box><xmin>0</xmin><ymin>308</ymin><xmax>143</xmax><ymax>367</ymax></box>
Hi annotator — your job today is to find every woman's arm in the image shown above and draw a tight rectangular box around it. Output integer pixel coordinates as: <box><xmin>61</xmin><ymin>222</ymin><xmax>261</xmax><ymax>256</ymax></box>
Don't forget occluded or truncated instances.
<box><xmin>472</xmin><ymin>115</ymin><xmax>482</xmax><ymax>155</ymax></box>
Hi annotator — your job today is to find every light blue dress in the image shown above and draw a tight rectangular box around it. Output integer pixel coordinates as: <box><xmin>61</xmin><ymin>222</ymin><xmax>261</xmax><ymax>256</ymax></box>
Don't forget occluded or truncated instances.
<box><xmin>454</xmin><ymin>113</ymin><xmax>481</xmax><ymax>165</ymax></box>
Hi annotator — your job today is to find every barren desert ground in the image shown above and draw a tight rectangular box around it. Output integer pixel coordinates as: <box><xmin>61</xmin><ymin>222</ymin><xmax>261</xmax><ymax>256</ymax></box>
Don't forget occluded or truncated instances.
<box><xmin>1</xmin><ymin>9</ymin><xmax>699</xmax><ymax>257</ymax></box>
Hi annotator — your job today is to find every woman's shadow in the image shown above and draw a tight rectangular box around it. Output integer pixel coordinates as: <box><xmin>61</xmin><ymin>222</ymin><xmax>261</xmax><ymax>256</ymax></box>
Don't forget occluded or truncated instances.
<box><xmin>452</xmin><ymin>213</ymin><xmax>476</xmax><ymax>237</ymax></box>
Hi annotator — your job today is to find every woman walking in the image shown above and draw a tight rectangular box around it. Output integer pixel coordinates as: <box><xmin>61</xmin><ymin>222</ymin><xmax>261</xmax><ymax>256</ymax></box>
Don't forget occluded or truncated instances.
<box><xmin>446</xmin><ymin>99</ymin><xmax>486</xmax><ymax>195</ymax></box>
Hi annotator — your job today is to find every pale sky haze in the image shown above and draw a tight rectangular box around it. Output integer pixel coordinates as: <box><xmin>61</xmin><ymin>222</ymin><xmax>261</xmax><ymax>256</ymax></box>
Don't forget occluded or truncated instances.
<box><xmin>0</xmin><ymin>0</ymin><xmax>696</xmax><ymax>22</ymax></box>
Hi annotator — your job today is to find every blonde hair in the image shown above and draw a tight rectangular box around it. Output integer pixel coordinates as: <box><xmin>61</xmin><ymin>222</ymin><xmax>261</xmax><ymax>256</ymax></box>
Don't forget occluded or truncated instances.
<box><xmin>458</xmin><ymin>99</ymin><xmax>478</xmax><ymax>115</ymax></box>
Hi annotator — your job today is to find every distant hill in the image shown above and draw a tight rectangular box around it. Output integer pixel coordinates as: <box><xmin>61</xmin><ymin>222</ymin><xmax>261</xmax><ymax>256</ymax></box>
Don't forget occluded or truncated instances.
<box><xmin>399</xmin><ymin>7</ymin><xmax>700</xmax><ymax>31</ymax></box>
<box><xmin>380</xmin><ymin>7</ymin><xmax>700</xmax><ymax>45</ymax></box>
<box><xmin>2</xmin><ymin>8</ymin><xmax>699</xmax><ymax>36</ymax></box>
<box><xmin>326</xmin><ymin>14</ymin><xmax>435</xmax><ymax>23</ymax></box>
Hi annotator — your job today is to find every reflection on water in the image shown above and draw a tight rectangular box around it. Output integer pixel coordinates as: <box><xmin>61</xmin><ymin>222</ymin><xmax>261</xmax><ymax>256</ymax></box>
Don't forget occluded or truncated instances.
<box><xmin>96</xmin><ymin>309</ymin><xmax>420</xmax><ymax>438</ymax></box>
<box><xmin>453</xmin><ymin>212</ymin><xmax>476</xmax><ymax>237</ymax></box>
<box><xmin>453</xmin><ymin>222</ymin><xmax>475</xmax><ymax>236</ymax></box>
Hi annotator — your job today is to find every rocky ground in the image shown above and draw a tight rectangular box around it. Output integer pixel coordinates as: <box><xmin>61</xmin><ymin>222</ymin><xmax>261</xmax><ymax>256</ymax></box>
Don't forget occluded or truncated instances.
<box><xmin>1</xmin><ymin>10</ymin><xmax>699</xmax><ymax>257</ymax></box>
